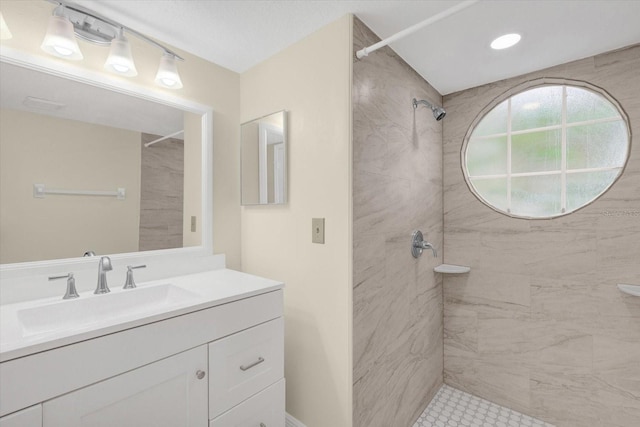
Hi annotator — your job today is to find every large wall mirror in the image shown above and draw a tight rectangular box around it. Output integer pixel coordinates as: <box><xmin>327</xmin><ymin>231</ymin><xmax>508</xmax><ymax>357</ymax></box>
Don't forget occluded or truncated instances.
<box><xmin>241</xmin><ymin>111</ymin><xmax>288</xmax><ymax>205</ymax></box>
<box><xmin>0</xmin><ymin>57</ymin><xmax>212</xmax><ymax>266</ymax></box>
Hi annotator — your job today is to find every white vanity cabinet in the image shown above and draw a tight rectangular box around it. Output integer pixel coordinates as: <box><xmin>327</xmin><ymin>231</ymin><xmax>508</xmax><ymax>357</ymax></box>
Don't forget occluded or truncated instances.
<box><xmin>0</xmin><ymin>275</ymin><xmax>285</xmax><ymax>427</ymax></box>
<box><xmin>39</xmin><ymin>318</ymin><xmax>286</xmax><ymax>427</ymax></box>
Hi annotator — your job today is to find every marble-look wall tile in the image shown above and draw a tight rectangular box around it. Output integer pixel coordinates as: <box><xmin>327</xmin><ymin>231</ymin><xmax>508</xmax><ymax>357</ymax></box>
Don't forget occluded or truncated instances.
<box><xmin>443</xmin><ymin>44</ymin><xmax>640</xmax><ymax>427</ymax></box>
<box><xmin>139</xmin><ymin>134</ymin><xmax>184</xmax><ymax>251</ymax></box>
<box><xmin>444</xmin><ymin>347</ymin><xmax>531</xmax><ymax>414</ymax></box>
<box><xmin>352</xmin><ymin>18</ymin><xmax>443</xmax><ymax>427</ymax></box>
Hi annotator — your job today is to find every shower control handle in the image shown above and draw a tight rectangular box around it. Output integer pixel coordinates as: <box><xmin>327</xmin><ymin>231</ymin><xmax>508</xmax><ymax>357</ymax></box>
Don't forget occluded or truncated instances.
<box><xmin>411</xmin><ymin>230</ymin><xmax>438</xmax><ymax>258</ymax></box>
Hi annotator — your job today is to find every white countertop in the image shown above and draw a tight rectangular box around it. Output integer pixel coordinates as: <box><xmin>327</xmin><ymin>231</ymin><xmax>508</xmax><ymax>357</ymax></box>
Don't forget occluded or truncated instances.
<box><xmin>0</xmin><ymin>269</ymin><xmax>283</xmax><ymax>362</ymax></box>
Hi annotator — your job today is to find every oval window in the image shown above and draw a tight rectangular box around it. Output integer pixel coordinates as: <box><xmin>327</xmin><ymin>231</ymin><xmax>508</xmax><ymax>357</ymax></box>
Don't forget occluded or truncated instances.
<box><xmin>462</xmin><ymin>80</ymin><xmax>631</xmax><ymax>219</ymax></box>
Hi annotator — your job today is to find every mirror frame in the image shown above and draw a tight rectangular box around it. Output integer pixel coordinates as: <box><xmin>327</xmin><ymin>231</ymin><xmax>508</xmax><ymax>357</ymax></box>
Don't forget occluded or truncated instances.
<box><xmin>0</xmin><ymin>46</ymin><xmax>213</xmax><ymax>274</ymax></box>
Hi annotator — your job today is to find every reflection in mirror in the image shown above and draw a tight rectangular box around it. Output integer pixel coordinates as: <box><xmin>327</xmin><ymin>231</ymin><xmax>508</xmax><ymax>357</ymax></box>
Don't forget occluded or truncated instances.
<box><xmin>241</xmin><ymin>111</ymin><xmax>287</xmax><ymax>205</ymax></box>
<box><xmin>0</xmin><ymin>62</ymin><xmax>202</xmax><ymax>264</ymax></box>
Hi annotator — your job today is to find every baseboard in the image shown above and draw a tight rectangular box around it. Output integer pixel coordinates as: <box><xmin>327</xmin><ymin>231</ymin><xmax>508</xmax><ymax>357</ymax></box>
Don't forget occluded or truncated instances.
<box><xmin>286</xmin><ymin>412</ymin><xmax>307</xmax><ymax>427</ymax></box>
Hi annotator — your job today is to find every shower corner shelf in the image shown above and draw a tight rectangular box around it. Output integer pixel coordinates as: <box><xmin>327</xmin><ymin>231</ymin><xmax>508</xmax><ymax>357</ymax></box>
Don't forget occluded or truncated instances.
<box><xmin>618</xmin><ymin>283</ymin><xmax>640</xmax><ymax>297</ymax></box>
<box><xmin>434</xmin><ymin>264</ymin><xmax>471</xmax><ymax>274</ymax></box>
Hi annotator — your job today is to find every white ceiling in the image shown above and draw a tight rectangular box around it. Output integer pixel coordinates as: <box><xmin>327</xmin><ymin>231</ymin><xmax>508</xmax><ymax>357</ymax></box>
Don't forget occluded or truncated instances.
<box><xmin>76</xmin><ymin>0</ymin><xmax>640</xmax><ymax>95</ymax></box>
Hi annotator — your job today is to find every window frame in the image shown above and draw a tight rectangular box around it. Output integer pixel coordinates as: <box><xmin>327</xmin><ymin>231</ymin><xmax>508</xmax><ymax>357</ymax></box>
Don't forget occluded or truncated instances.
<box><xmin>461</xmin><ymin>78</ymin><xmax>632</xmax><ymax>219</ymax></box>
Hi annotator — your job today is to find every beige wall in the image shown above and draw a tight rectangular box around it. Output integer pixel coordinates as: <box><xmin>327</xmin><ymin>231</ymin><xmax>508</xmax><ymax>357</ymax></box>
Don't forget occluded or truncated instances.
<box><xmin>0</xmin><ymin>109</ymin><xmax>141</xmax><ymax>263</ymax></box>
<box><xmin>240</xmin><ymin>121</ymin><xmax>260</xmax><ymax>204</ymax></box>
<box><xmin>443</xmin><ymin>45</ymin><xmax>640</xmax><ymax>427</ymax></box>
<box><xmin>183</xmin><ymin>111</ymin><xmax>202</xmax><ymax>247</ymax></box>
<box><xmin>1</xmin><ymin>0</ymin><xmax>240</xmax><ymax>268</ymax></box>
<box><xmin>240</xmin><ymin>15</ymin><xmax>353</xmax><ymax>427</ymax></box>
<box><xmin>352</xmin><ymin>18</ymin><xmax>444</xmax><ymax>427</ymax></box>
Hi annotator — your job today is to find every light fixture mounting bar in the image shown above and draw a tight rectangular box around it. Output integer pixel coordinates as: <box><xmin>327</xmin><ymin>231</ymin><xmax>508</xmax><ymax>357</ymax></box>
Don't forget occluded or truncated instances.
<box><xmin>45</xmin><ymin>0</ymin><xmax>184</xmax><ymax>61</ymax></box>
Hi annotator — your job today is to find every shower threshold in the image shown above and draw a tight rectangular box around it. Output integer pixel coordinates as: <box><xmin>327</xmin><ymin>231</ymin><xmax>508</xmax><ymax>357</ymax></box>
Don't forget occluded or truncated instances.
<box><xmin>413</xmin><ymin>384</ymin><xmax>555</xmax><ymax>427</ymax></box>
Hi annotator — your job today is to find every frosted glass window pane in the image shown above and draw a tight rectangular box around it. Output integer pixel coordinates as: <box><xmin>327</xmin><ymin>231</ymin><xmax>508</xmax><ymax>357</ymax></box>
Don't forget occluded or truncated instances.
<box><xmin>511</xmin><ymin>86</ymin><xmax>562</xmax><ymax>131</ymax></box>
<box><xmin>470</xmin><ymin>178</ymin><xmax>507</xmax><ymax>211</ymax></box>
<box><xmin>566</xmin><ymin>170</ymin><xmax>621</xmax><ymax>212</ymax></box>
<box><xmin>566</xmin><ymin>87</ymin><xmax>620</xmax><ymax>123</ymax></box>
<box><xmin>511</xmin><ymin>175</ymin><xmax>561</xmax><ymax>217</ymax></box>
<box><xmin>566</xmin><ymin>120</ymin><xmax>628</xmax><ymax>169</ymax></box>
<box><xmin>464</xmin><ymin>81</ymin><xmax>630</xmax><ymax>219</ymax></box>
<box><xmin>512</xmin><ymin>129</ymin><xmax>561</xmax><ymax>173</ymax></box>
<box><xmin>466</xmin><ymin>136</ymin><xmax>507</xmax><ymax>176</ymax></box>
<box><xmin>472</xmin><ymin>100</ymin><xmax>508</xmax><ymax>136</ymax></box>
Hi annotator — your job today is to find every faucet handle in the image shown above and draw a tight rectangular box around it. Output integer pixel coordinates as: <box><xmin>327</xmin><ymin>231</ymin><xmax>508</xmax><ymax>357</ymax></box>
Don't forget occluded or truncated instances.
<box><xmin>49</xmin><ymin>273</ymin><xmax>79</xmax><ymax>299</ymax></box>
<box><xmin>123</xmin><ymin>265</ymin><xmax>146</xmax><ymax>289</ymax></box>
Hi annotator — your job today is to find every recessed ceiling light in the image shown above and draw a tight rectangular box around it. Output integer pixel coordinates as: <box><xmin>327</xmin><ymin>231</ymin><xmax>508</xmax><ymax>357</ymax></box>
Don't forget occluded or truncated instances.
<box><xmin>491</xmin><ymin>33</ymin><xmax>521</xmax><ymax>50</ymax></box>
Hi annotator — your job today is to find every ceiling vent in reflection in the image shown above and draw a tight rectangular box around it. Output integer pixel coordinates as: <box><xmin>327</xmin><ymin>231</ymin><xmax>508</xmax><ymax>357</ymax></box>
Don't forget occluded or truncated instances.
<box><xmin>23</xmin><ymin>96</ymin><xmax>66</xmax><ymax>111</ymax></box>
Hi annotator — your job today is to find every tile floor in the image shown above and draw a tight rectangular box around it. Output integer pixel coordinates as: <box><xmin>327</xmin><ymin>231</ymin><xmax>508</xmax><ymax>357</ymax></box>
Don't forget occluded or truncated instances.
<box><xmin>413</xmin><ymin>385</ymin><xmax>555</xmax><ymax>427</ymax></box>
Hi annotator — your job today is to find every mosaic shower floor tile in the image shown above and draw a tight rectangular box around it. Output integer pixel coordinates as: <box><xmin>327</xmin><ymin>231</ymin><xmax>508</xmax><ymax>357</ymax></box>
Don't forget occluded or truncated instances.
<box><xmin>413</xmin><ymin>385</ymin><xmax>555</xmax><ymax>427</ymax></box>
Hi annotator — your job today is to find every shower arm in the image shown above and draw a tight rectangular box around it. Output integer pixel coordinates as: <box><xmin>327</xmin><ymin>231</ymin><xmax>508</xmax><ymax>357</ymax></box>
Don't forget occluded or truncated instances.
<box><xmin>413</xmin><ymin>99</ymin><xmax>434</xmax><ymax>109</ymax></box>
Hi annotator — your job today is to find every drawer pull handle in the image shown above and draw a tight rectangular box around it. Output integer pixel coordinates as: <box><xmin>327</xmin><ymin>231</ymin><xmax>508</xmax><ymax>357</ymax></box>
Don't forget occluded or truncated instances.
<box><xmin>240</xmin><ymin>357</ymin><xmax>265</xmax><ymax>371</ymax></box>
<box><xmin>196</xmin><ymin>370</ymin><xmax>206</xmax><ymax>380</ymax></box>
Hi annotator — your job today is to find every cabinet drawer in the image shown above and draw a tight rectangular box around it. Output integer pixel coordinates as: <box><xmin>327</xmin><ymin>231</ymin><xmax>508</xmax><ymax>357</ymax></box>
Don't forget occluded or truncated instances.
<box><xmin>210</xmin><ymin>379</ymin><xmax>285</xmax><ymax>427</ymax></box>
<box><xmin>209</xmin><ymin>317</ymin><xmax>284</xmax><ymax>419</ymax></box>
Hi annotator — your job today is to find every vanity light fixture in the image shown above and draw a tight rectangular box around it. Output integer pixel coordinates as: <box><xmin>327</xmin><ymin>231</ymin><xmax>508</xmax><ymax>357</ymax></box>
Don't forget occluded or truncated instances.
<box><xmin>490</xmin><ymin>33</ymin><xmax>521</xmax><ymax>50</ymax></box>
<box><xmin>104</xmin><ymin>28</ymin><xmax>137</xmax><ymax>76</ymax></box>
<box><xmin>155</xmin><ymin>53</ymin><xmax>183</xmax><ymax>89</ymax></box>
<box><xmin>0</xmin><ymin>11</ymin><xmax>12</xmax><ymax>40</ymax></box>
<box><xmin>40</xmin><ymin>0</ymin><xmax>184</xmax><ymax>88</ymax></box>
<box><xmin>41</xmin><ymin>6</ymin><xmax>83</xmax><ymax>60</ymax></box>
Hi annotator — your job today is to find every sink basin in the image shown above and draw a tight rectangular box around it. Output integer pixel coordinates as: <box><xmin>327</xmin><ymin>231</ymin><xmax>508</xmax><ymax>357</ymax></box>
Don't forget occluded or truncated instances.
<box><xmin>17</xmin><ymin>284</ymin><xmax>199</xmax><ymax>337</ymax></box>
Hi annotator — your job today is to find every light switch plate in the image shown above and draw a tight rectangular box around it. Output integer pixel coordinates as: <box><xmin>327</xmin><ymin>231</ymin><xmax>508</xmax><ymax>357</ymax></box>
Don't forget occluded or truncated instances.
<box><xmin>312</xmin><ymin>218</ymin><xmax>325</xmax><ymax>244</ymax></box>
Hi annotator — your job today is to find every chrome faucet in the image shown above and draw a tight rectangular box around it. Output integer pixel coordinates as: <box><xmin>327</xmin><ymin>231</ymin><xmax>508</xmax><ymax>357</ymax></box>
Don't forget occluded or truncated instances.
<box><xmin>95</xmin><ymin>256</ymin><xmax>113</xmax><ymax>294</ymax></box>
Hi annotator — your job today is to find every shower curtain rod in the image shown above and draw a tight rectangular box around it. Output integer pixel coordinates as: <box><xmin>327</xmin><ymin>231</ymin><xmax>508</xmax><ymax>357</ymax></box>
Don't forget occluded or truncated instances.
<box><xmin>355</xmin><ymin>0</ymin><xmax>479</xmax><ymax>60</ymax></box>
<box><xmin>144</xmin><ymin>130</ymin><xmax>185</xmax><ymax>147</ymax></box>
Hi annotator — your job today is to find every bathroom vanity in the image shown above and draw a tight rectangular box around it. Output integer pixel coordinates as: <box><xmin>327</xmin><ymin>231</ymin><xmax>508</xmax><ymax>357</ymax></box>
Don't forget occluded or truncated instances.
<box><xmin>0</xmin><ymin>269</ymin><xmax>285</xmax><ymax>427</ymax></box>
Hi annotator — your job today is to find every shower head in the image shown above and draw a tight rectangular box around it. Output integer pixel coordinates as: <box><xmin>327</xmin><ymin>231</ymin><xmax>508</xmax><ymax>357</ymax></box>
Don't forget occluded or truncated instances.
<box><xmin>412</xmin><ymin>98</ymin><xmax>446</xmax><ymax>121</ymax></box>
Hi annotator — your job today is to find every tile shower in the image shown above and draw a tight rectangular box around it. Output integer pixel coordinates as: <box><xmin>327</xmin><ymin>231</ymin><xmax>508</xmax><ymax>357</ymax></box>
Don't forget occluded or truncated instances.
<box><xmin>353</xmin><ymin>17</ymin><xmax>444</xmax><ymax>427</ymax></box>
<box><xmin>352</xmin><ymin>16</ymin><xmax>640</xmax><ymax>427</ymax></box>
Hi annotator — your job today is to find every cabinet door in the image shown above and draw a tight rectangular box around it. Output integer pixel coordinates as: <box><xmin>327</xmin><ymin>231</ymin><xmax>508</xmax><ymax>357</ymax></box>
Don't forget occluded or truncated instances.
<box><xmin>0</xmin><ymin>405</ymin><xmax>42</xmax><ymax>427</ymax></box>
<box><xmin>43</xmin><ymin>346</ymin><xmax>207</xmax><ymax>427</ymax></box>
<box><xmin>209</xmin><ymin>379</ymin><xmax>285</xmax><ymax>427</ymax></box>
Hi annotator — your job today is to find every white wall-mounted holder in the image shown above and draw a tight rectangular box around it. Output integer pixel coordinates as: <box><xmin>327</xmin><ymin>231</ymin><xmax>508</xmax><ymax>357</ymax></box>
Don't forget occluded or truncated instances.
<box><xmin>618</xmin><ymin>284</ymin><xmax>640</xmax><ymax>297</ymax></box>
<box><xmin>33</xmin><ymin>183</ymin><xmax>125</xmax><ymax>200</ymax></box>
<box><xmin>434</xmin><ymin>264</ymin><xmax>471</xmax><ymax>274</ymax></box>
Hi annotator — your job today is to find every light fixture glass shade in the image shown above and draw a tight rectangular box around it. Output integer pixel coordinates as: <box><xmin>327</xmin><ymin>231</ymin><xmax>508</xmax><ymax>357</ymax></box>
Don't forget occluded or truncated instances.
<box><xmin>41</xmin><ymin>14</ymin><xmax>83</xmax><ymax>60</ymax></box>
<box><xmin>155</xmin><ymin>53</ymin><xmax>183</xmax><ymax>89</ymax></box>
<box><xmin>0</xmin><ymin>12</ymin><xmax>12</xmax><ymax>40</ymax></box>
<box><xmin>104</xmin><ymin>28</ymin><xmax>137</xmax><ymax>76</ymax></box>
